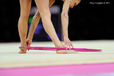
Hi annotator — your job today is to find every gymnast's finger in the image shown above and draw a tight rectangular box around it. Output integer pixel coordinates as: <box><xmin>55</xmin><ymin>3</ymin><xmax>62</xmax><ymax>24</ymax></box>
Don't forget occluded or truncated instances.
<box><xmin>70</xmin><ymin>42</ymin><xmax>73</xmax><ymax>48</ymax></box>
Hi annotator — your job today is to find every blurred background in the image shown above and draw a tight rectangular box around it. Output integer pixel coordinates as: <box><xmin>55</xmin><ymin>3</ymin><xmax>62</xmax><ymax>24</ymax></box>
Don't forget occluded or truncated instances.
<box><xmin>0</xmin><ymin>0</ymin><xmax>113</xmax><ymax>42</ymax></box>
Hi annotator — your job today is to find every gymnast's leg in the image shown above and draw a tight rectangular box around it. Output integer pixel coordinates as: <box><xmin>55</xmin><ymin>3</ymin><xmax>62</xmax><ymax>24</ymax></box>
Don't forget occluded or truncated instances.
<box><xmin>18</xmin><ymin>0</ymin><xmax>31</xmax><ymax>53</ymax></box>
<box><xmin>26</xmin><ymin>10</ymin><xmax>40</xmax><ymax>46</ymax></box>
<box><xmin>27</xmin><ymin>0</ymin><xmax>55</xmax><ymax>46</ymax></box>
<box><xmin>34</xmin><ymin>0</ymin><xmax>67</xmax><ymax>54</ymax></box>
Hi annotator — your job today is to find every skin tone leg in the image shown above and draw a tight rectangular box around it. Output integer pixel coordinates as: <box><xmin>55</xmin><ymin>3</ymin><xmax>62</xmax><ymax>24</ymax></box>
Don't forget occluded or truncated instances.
<box><xmin>34</xmin><ymin>0</ymin><xmax>67</xmax><ymax>54</ymax></box>
<box><xmin>27</xmin><ymin>0</ymin><xmax>55</xmax><ymax>46</ymax></box>
<box><xmin>19</xmin><ymin>0</ymin><xmax>59</xmax><ymax>53</ymax></box>
<box><xmin>18</xmin><ymin>0</ymin><xmax>32</xmax><ymax>53</ymax></box>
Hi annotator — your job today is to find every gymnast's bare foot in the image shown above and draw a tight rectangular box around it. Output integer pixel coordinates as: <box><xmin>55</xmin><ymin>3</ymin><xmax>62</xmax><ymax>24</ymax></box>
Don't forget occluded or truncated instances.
<box><xmin>56</xmin><ymin>50</ymin><xmax>67</xmax><ymax>54</ymax></box>
<box><xmin>19</xmin><ymin>48</ymin><xmax>26</xmax><ymax>54</ymax></box>
<box><xmin>19</xmin><ymin>39</ymin><xmax>32</xmax><ymax>54</ymax></box>
<box><xmin>56</xmin><ymin>44</ymin><xmax>67</xmax><ymax>54</ymax></box>
<box><xmin>26</xmin><ymin>38</ymin><xmax>32</xmax><ymax>47</ymax></box>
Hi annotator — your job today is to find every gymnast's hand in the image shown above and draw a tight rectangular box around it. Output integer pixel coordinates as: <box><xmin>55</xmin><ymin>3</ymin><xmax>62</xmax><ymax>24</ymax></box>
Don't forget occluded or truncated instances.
<box><xmin>64</xmin><ymin>37</ymin><xmax>73</xmax><ymax>49</ymax></box>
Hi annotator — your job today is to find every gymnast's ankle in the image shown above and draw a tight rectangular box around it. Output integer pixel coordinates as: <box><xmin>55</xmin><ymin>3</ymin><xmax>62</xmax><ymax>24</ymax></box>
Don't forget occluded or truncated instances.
<box><xmin>55</xmin><ymin>43</ymin><xmax>67</xmax><ymax>54</ymax></box>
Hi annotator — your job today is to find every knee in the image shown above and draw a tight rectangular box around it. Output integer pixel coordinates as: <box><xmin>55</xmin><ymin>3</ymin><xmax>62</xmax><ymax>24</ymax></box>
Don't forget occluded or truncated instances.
<box><xmin>39</xmin><ymin>12</ymin><xmax>52</xmax><ymax>27</ymax></box>
<box><xmin>19</xmin><ymin>14</ymin><xmax>29</xmax><ymax>21</ymax></box>
<box><xmin>40</xmin><ymin>12</ymin><xmax>51</xmax><ymax>20</ymax></box>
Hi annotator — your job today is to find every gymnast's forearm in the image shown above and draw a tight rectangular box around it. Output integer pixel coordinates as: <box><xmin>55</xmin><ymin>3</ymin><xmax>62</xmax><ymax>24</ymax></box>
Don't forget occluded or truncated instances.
<box><xmin>61</xmin><ymin>0</ymin><xmax>70</xmax><ymax>39</ymax></box>
<box><xmin>61</xmin><ymin>12</ymin><xmax>69</xmax><ymax>38</ymax></box>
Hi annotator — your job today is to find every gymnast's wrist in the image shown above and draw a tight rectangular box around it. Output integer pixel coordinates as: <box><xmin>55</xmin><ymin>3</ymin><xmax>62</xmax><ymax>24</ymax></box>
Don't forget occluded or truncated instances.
<box><xmin>63</xmin><ymin>36</ymin><xmax>69</xmax><ymax>40</ymax></box>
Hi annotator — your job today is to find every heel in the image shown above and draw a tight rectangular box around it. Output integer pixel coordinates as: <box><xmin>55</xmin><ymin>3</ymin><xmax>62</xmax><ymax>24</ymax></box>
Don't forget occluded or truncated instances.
<box><xmin>19</xmin><ymin>48</ymin><xmax>27</xmax><ymax>54</ymax></box>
